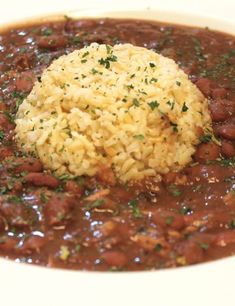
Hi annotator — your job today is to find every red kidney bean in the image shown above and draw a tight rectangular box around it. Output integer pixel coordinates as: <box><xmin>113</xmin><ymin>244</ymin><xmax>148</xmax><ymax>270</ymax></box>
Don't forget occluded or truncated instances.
<box><xmin>195</xmin><ymin>78</ymin><xmax>214</xmax><ymax>97</ymax></box>
<box><xmin>20</xmin><ymin>235</ymin><xmax>46</xmax><ymax>253</ymax></box>
<box><xmin>185</xmin><ymin>164</ymin><xmax>234</xmax><ymax>183</ymax></box>
<box><xmin>11</xmin><ymin>157</ymin><xmax>43</xmax><ymax>174</ymax></box>
<box><xmin>0</xmin><ymin>147</ymin><xmax>14</xmax><ymax>161</ymax></box>
<box><xmin>96</xmin><ymin>164</ymin><xmax>117</xmax><ymax>186</ymax></box>
<box><xmin>0</xmin><ymin>236</ymin><xmax>18</xmax><ymax>252</ymax></box>
<box><xmin>209</xmin><ymin>102</ymin><xmax>230</xmax><ymax>122</ymax></box>
<box><xmin>0</xmin><ymin>102</ymin><xmax>6</xmax><ymax>111</ymax></box>
<box><xmin>152</xmin><ymin>209</ymin><xmax>185</xmax><ymax>230</ymax></box>
<box><xmin>14</xmin><ymin>53</ymin><xmax>35</xmax><ymax>71</ymax></box>
<box><xmin>221</xmin><ymin>140</ymin><xmax>235</xmax><ymax>158</ymax></box>
<box><xmin>0</xmin><ymin>201</ymin><xmax>35</xmax><ymax>227</ymax></box>
<box><xmin>65</xmin><ymin>180</ymin><xmax>83</xmax><ymax>197</ymax></box>
<box><xmin>23</xmin><ymin>173</ymin><xmax>59</xmax><ymax>189</ymax></box>
<box><xmin>101</xmin><ymin>250</ymin><xmax>128</xmax><ymax>267</ymax></box>
<box><xmin>211</xmin><ymin>88</ymin><xmax>228</xmax><ymax>99</ymax></box>
<box><xmin>163</xmin><ymin>172</ymin><xmax>187</xmax><ymax>185</ymax></box>
<box><xmin>178</xmin><ymin>241</ymin><xmax>204</xmax><ymax>264</ymax></box>
<box><xmin>194</xmin><ymin>142</ymin><xmax>221</xmax><ymax>162</ymax></box>
<box><xmin>15</xmin><ymin>71</ymin><xmax>35</xmax><ymax>92</ymax></box>
<box><xmin>216</xmin><ymin>124</ymin><xmax>235</xmax><ymax>140</ymax></box>
<box><xmin>44</xmin><ymin>194</ymin><xmax>76</xmax><ymax>225</ymax></box>
<box><xmin>0</xmin><ymin>113</ymin><xmax>12</xmax><ymax>130</ymax></box>
<box><xmin>214</xmin><ymin>231</ymin><xmax>235</xmax><ymax>247</ymax></box>
<box><xmin>37</xmin><ymin>35</ymin><xmax>68</xmax><ymax>50</ymax></box>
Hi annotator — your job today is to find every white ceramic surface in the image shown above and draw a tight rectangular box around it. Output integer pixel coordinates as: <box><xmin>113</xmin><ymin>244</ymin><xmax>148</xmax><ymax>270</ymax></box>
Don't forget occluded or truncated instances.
<box><xmin>0</xmin><ymin>1</ymin><xmax>235</xmax><ymax>306</ymax></box>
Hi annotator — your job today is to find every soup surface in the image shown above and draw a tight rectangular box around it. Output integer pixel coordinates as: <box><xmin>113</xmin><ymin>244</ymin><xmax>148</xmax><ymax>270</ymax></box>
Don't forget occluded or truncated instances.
<box><xmin>0</xmin><ymin>18</ymin><xmax>234</xmax><ymax>271</ymax></box>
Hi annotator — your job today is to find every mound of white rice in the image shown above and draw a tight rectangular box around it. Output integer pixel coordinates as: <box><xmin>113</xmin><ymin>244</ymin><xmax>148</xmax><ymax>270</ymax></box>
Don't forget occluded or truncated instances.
<box><xmin>15</xmin><ymin>43</ymin><xmax>212</xmax><ymax>182</ymax></box>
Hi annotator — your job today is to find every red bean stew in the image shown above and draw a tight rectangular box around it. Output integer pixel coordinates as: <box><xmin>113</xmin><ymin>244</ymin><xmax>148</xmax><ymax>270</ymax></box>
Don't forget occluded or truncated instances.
<box><xmin>0</xmin><ymin>18</ymin><xmax>234</xmax><ymax>271</ymax></box>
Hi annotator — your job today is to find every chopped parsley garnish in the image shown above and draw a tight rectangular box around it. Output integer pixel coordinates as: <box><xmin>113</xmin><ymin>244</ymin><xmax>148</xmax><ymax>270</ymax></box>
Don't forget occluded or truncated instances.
<box><xmin>150</xmin><ymin>78</ymin><xmax>158</xmax><ymax>83</ymax></box>
<box><xmin>181</xmin><ymin>102</ymin><xmax>188</xmax><ymax>112</ymax></box>
<box><xmin>149</xmin><ymin>62</ymin><xmax>156</xmax><ymax>68</ymax></box>
<box><xmin>72</xmin><ymin>36</ymin><xmax>81</xmax><ymax>44</ymax></box>
<box><xmin>91</xmin><ymin>68</ymin><xmax>102</xmax><ymax>75</ymax></box>
<box><xmin>176</xmin><ymin>81</ymin><xmax>181</xmax><ymax>86</ymax></box>
<box><xmin>40</xmin><ymin>192</ymin><xmax>49</xmax><ymax>203</ymax></box>
<box><xmin>81</xmin><ymin>59</ymin><xmax>87</xmax><ymax>63</ymax></box>
<box><xmin>98</xmin><ymin>55</ymin><xmax>117</xmax><ymax>69</ymax></box>
<box><xmin>105</xmin><ymin>44</ymin><xmax>112</xmax><ymax>54</ymax></box>
<box><xmin>166</xmin><ymin>216</ymin><xmax>174</xmax><ymax>225</ymax></box>
<box><xmin>82</xmin><ymin>51</ymin><xmax>89</xmax><ymax>58</ymax></box>
<box><xmin>8</xmin><ymin>195</ymin><xmax>23</xmax><ymax>203</ymax></box>
<box><xmin>42</xmin><ymin>28</ymin><xmax>53</xmax><ymax>36</ymax></box>
<box><xmin>199</xmin><ymin>243</ymin><xmax>209</xmax><ymax>250</ymax></box>
<box><xmin>85</xmin><ymin>199</ymin><xmax>104</xmax><ymax>210</ymax></box>
<box><xmin>180</xmin><ymin>206</ymin><xmax>192</xmax><ymax>215</ymax></box>
<box><xmin>191</xmin><ymin>37</ymin><xmax>206</xmax><ymax>61</ymax></box>
<box><xmin>166</xmin><ymin>100</ymin><xmax>175</xmax><ymax>110</ymax></box>
<box><xmin>132</xmin><ymin>98</ymin><xmax>140</xmax><ymax>107</ymax></box>
<box><xmin>129</xmin><ymin>199</ymin><xmax>142</xmax><ymax>218</ymax></box>
<box><xmin>170</xmin><ymin>122</ymin><xmax>178</xmax><ymax>132</ymax></box>
<box><xmin>219</xmin><ymin>158</ymin><xmax>235</xmax><ymax>168</ymax></box>
<box><xmin>229</xmin><ymin>218</ymin><xmax>235</xmax><ymax>229</ymax></box>
<box><xmin>168</xmin><ymin>185</ymin><xmax>182</xmax><ymax>197</ymax></box>
<box><xmin>0</xmin><ymin>130</ymin><xmax>4</xmax><ymax>141</ymax></box>
<box><xmin>200</xmin><ymin>134</ymin><xmax>212</xmax><ymax>143</ymax></box>
<box><xmin>155</xmin><ymin>243</ymin><xmax>162</xmax><ymax>252</ymax></box>
<box><xmin>133</xmin><ymin>134</ymin><xmax>145</xmax><ymax>140</ymax></box>
<box><xmin>148</xmin><ymin>100</ymin><xmax>159</xmax><ymax>110</ymax></box>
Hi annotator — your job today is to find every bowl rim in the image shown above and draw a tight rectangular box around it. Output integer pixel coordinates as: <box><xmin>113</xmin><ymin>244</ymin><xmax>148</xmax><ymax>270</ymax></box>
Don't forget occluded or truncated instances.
<box><xmin>0</xmin><ymin>1</ymin><xmax>235</xmax><ymax>305</ymax></box>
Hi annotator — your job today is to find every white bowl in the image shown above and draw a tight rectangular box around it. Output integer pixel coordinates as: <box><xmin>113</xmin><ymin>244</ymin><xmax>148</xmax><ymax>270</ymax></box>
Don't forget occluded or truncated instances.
<box><xmin>0</xmin><ymin>1</ymin><xmax>235</xmax><ymax>305</ymax></box>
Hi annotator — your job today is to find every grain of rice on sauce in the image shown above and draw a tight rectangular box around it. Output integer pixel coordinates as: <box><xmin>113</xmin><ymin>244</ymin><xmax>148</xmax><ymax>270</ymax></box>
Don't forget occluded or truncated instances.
<box><xmin>15</xmin><ymin>43</ymin><xmax>212</xmax><ymax>182</ymax></box>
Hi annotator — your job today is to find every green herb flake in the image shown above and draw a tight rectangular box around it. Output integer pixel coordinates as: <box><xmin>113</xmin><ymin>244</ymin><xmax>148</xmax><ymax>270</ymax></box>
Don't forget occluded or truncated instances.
<box><xmin>170</xmin><ymin>122</ymin><xmax>178</xmax><ymax>132</ymax></box>
<box><xmin>229</xmin><ymin>218</ymin><xmax>235</xmax><ymax>229</ymax></box>
<box><xmin>182</xmin><ymin>102</ymin><xmax>188</xmax><ymax>112</ymax></box>
<box><xmin>168</xmin><ymin>185</ymin><xmax>182</xmax><ymax>197</ymax></box>
<box><xmin>133</xmin><ymin>98</ymin><xmax>140</xmax><ymax>107</ymax></box>
<box><xmin>148</xmin><ymin>100</ymin><xmax>159</xmax><ymax>110</ymax></box>
<box><xmin>8</xmin><ymin>195</ymin><xmax>22</xmax><ymax>203</ymax></box>
<box><xmin>176</xmin><ymin>81</ymin><xmax>181</xmax><ymax>86</ymax></box>
<box><xmin>150</xmin><ymin>78</ymin><xmax>158</xmax><ymax>83</ymax></box>
<box><xmin>199</xmin><ymin>243</ymin><xmax>209</xmax><ymax>250</ymax></box>
<box><xmin>91</xmin><ymin>68</ymin><xmax>102</xmax><ymax>75</ymax></box>
<box><xmin>72</xmin><ymin>36</ymin><xmax>81</xmax><ymax>44</ymax></box>
<box><xmin>129</xmin><ymin>199</ymin><xmax>142</xmax><ymax>218</ymax></box>
<box><xmin>81</xmin><ymin>59</ymin><xmax>87</xmax><ymax>63</ymax></box>
<box><xmin>149</xmin><ymin>62</ymin><xmax>156</xmax><ymax>68</ymax></box>
<box><xmin>133</xmin><ymin>134</ymin><xmax>145</xmax><ymax>140</ymax></box>
<box><xmin>82</xmin><ymin>51</ymin><xmax>89</xmax><ymax>58</ymax></box>
<box><xmin>42</xmin><ymin>28</ymin><xmax>53</xmax><ymax>36</ymax></box>
<box><xmin>180</xmin><ymin>206</ymin><xmax>192</xmax><ymax>215</ymax></box>
<box><xmin>200</xmin><ymin>134</ymin><xmax>212</xmax><ymax>143</ymax></box>
<box><xmin>75</xmin><ymin>244</ymin><xmax>81</xmax><ymax>252</ymax></box>
<box><xmin>0</xmin><ymin>130</ymin><xmax>4</xmax><ymax>141</ymax></box>
<box><xmin>219</xmin><ymin>158</ymin><xmax>235</xmax><ymax>168</ymax></box>
<box><xmin>155</xmin><ymin>243</ymin><xmax>162</xmax><ymax>252</ymax></box>
<box><xmin>98</xmin><ymin>55</ymin><xmax>117</xmax><ymax>69</ymax></box>
<box><xmin>40</xmin><ymin>192</ymin><xmax>48</xmax><ymax>203</ymax></box>
<box><xmin>166</xmin><ymin>216</ymin><xmax>174</xmax><ymax>225</ymax></box>
<box><xmin>85</xmin><ymin>199</ymin><xmax>104</xmax><ymax>211</ymax></box>
<box><xmin>105</xmin><ymin>44</ymin><xmax>112</xmax><ymax>54</ymax></box>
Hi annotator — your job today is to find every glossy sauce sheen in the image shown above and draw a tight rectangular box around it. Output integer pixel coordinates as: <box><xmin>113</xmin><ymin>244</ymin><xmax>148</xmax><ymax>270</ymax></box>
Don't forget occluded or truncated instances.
<box><xmin>0</xmin><ymin>18</ymin><xmax>234</xmax><ymax>271</ymax></box>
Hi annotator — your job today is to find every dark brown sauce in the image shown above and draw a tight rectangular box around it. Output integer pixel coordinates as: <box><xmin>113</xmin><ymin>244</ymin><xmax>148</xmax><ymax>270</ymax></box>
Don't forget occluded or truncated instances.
<box><xmin>0</xmin><ymin>18</ymin><xmax>234</xmax><ymax>271</ymax></box>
